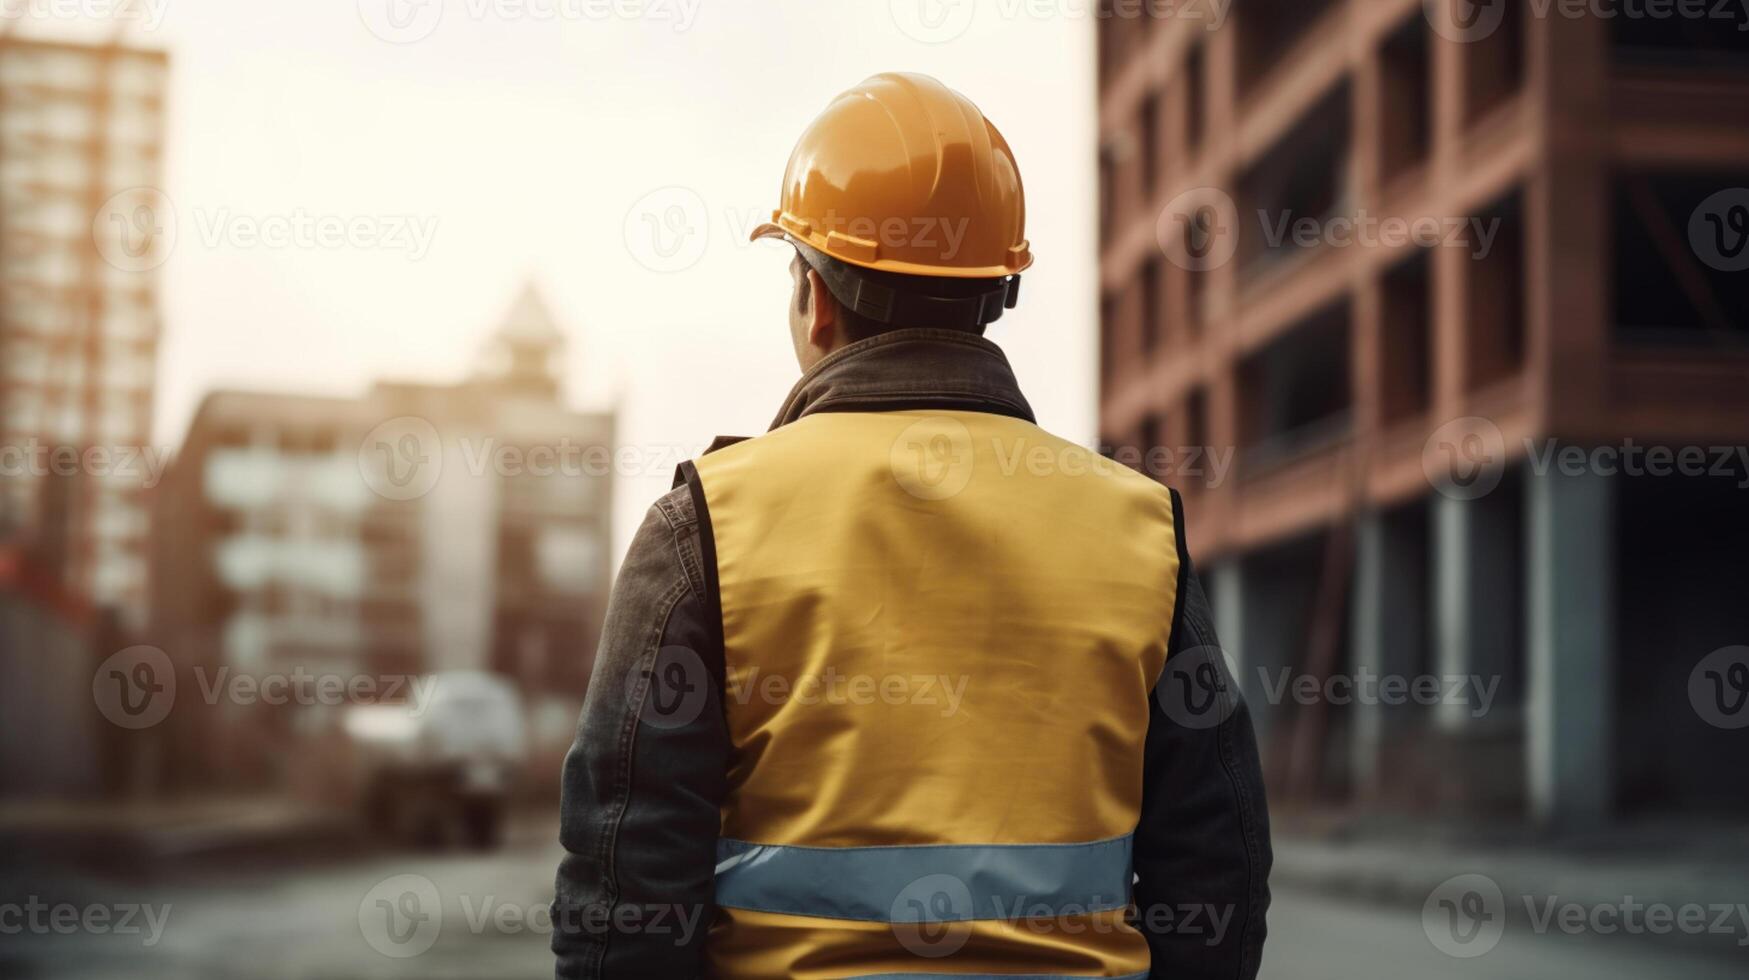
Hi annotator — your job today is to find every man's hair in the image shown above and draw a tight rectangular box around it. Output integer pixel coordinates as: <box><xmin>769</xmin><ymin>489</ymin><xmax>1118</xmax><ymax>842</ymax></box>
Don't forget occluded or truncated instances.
<box><xmin>796</xmin><ymin>250</ymin><xmax>1008</xmax><ymax>342</ymax></box>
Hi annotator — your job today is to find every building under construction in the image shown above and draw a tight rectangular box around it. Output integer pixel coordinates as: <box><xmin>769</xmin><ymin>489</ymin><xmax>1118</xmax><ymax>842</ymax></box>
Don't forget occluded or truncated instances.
<box><xmin>1097</xmin><ymin>1</ymin><xmax>1749</xmax><ymax>829</ymax></box>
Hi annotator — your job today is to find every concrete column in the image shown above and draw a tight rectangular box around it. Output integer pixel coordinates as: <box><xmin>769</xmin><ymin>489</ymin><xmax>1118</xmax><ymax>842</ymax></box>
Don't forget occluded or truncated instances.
<box><xmin>1209</xmin><ymin>555</ymin><xmax>1314</xmax><ymax>749</ymax></box>
<box><xmin>1434</xmin><ymin>491</ymin><xmax>1517</xmax><ymax>732</ymax></box>
<box><xmin>1210</xmin><ymin>559</ymin><xmax>1246</xmax><ymax>675</ymax></box>
<box><xmin>1208</xmin><ymin>557</ymin><xmax>1273</xmax><ymax>742</ymax></box>
<box><xmin>1527</xmin><ymin>465</ymin><xmax>1614</xmax><ymax>830</ymax></box>
<box><xmin>1350</xmin><ymin>510</ymin><xmax>1426</xmax><ymax>797</ymax></box>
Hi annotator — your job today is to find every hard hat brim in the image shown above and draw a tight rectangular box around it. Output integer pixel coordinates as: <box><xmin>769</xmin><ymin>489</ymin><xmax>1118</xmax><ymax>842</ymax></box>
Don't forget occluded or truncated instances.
<box><xmin>750</xmin><ymin>216</ymin><xmax>1032</xmax><ymax>278</ymax></box>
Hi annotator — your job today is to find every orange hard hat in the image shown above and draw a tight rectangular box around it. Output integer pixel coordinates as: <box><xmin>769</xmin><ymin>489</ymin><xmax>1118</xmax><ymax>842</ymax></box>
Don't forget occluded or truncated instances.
<box><xmin>751</xmin><ymin>72</ymin><xmax>1033</xmax><ymax>280</ymax></box>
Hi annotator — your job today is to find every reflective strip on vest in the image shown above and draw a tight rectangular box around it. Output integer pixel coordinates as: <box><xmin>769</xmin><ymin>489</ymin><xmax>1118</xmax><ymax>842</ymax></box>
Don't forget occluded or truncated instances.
<box><xmin>714</xmin><ymin>834</ymin><xmax>1134</xmax><ymax>922</ymax></box>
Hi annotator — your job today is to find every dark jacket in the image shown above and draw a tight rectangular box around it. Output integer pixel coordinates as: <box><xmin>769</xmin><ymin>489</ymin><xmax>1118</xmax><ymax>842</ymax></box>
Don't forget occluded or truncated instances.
<box><xmin>552</xmin><ymin>328</ymin><xmax>1272</xmax><ymax>978</ymax></box>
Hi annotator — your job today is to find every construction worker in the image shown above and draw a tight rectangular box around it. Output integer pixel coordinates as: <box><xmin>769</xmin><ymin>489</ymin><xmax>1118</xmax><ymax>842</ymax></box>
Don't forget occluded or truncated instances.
<box><xmin>553</xmin><ymin>72</ymin><xmax>1271</xmax><ymax>979</ymax></box>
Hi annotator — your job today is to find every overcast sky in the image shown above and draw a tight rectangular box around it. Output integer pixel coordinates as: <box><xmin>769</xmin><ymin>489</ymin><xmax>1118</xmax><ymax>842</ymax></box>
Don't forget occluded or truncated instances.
<box><xmin>15</xmin><ymin>0</ymin><xmax>1097</xmax><ymax>557</ymax></box>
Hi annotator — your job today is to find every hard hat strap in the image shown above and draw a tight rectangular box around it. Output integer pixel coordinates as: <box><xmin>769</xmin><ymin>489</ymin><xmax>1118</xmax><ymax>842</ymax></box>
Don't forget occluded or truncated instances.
<box><xmin>849</xmin><ymin>276</ymin><xmax>1020</xmax><ymax>329</ymax></box>
<box><xmin>799</xmin><ymin>240</ymin><xmax>1021</xmax><ymax>328</ymax></box>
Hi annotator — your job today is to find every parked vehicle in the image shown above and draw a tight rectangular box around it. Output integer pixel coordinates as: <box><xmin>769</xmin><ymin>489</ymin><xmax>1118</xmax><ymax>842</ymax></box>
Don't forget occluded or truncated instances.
<box><xmin>341</xmin><ymin>671</ymin><xmax>527</xmax><ymax>849</ymax></box>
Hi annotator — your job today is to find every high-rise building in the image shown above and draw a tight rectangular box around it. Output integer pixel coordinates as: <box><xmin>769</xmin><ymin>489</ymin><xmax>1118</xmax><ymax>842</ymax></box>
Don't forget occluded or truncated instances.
<box><xmin>0</xmin><ymin>33</ymin><xmax>170</xmax><ymax>627</ymax></box>
<box><xmin>150</xmin><ymin>285</ymin><xmax>615</xmax><ymax>786</ymax></box>
<box><xmin>0</xmin><ymin>32</ymin><xmax>169</xmax><ymax>799</ymax></box>
<box><xmin>1097</xmin><ymin>2</ymin><xmax>1749</xmax><ymax>828</ymax></box>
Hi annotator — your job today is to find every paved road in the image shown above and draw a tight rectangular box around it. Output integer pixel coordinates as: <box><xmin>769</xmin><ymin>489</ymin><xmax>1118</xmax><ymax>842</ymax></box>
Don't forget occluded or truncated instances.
<box><xmin>2</xmin><ymin>818</ymin><xmax>559</xmax><ymax>980</ymax></box>
<box><xmin>4</xmin><ymin>819</ymin><xmax>1741</xmax><ymax>978</ymax></box>
<box><xmin>1262</xmin><ymin>882</ymin><xmax>1745</xmax><ymax>980</ymax></box>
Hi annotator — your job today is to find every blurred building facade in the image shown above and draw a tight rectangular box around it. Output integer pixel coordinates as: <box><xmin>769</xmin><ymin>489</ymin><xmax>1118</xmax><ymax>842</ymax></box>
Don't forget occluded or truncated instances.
<box><xmin>1097</xmin><ymin>1</ymin><xmax>1749</xmax><ymax>829</ymax></box>
<box><xmin>0</xmin><ymin>32</ymin><xmax>168</xmax><ymax>626</ymax></box>
<box><xmin>0</xmin><ymin>33</ymin><xmax>169</xmax><ymax>797</ymax></box>
<box><xmin>151</xmin><ymin>286</ymin><xmax>615</xmax><ymax>789</ymax></box>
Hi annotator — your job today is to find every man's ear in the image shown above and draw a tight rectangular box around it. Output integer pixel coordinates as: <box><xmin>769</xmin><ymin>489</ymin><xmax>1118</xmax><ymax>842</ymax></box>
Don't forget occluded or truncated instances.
<box><xmin>805</xmin><ymin>267</ymin><xmax>838</xmax><ymax>347</ymax></box>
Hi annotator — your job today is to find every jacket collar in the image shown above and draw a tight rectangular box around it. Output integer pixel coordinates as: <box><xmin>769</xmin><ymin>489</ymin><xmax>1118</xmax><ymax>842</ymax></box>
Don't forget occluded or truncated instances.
<box><xmin>768</xmin><ymin>328</ymin><xmax>1035</xmax><ymax>431</ymax></box>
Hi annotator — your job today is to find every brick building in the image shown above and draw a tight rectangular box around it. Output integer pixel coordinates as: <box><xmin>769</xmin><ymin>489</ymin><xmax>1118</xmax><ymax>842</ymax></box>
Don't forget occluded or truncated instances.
<box><xmin>1097</xmin><ymin>1</ymin><xmax>1749</xmax><ymax>828</ymax></box>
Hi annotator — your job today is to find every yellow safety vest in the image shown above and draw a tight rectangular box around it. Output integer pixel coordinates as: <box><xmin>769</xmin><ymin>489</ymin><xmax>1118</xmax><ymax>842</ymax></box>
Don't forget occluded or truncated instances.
<box><xmin>691</xmin><ymin>409</ymin><xmax>1182</xmax><ymax>978</ymax></box>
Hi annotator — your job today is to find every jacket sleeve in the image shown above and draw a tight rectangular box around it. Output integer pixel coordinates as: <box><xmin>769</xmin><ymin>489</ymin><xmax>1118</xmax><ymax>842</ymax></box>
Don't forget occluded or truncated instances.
<box><xmin>1133</xmin><ymin>490</ymin><xmax>1273</xmax><ymax>980</ymax></box>
<box><xmin>552</xmin><ymin>485</ymin><xmax>728</xmax><ymax>978</ymax></box>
